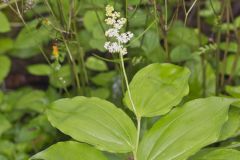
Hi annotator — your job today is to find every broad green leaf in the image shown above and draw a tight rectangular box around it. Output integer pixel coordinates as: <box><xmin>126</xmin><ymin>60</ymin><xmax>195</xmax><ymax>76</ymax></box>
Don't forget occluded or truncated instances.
<box><xmin>170</xmin><ymin>44</ymin><xmax>192</xmax><ymax>62</ymax></box>
<box><xmin>199</xmin><ymin>0</ymin><xmax>221</xmax><ymax>25</ymax></box>
<box><xmin>0</xmin><ymin>114</ymin><xmax>11</xmax><ymax>136</ymax></box>
<box><xmin>0</xmin><ymin>155</ymin><xmax>7</xmax><ymax>160</ymax></box>
<box><xmin>128</xmin><ymin>9</ymin><xmax>147</xmax><ymax>28</ymax></box>
<box><xmin>219</xmin><ymin>42</ymin><xmax>238</xmax><ymax>53</ymax></box>
<box><xmin>186</xmin><ymin>58</ymin><xmax>216</xmax><ymax>100</ymax></box>
<box><xmin>77</xmin><ymin>30</ymin><xmax>92</xmax><ymax>51</ymax></box>
<box><xmin>86</xmin><ymin>57</ymin><xmax>108</xmax><ymax>71</ymax></box>
<box><xmin>219</xmin><ymin>107</ymin><xmax>240</xmax><ymax>141</ymax></box>
<box><xmin>144</xmin><ymin>45</ymin><xmax>165</xmax><ymax>63</ymax></box>
<box><xmin>83</xmin><ymin>11</ymin><xmax>104</xmax><ymax>32</ymax></box>
<box><xmin>15</xmin><ymin>90</ymin><xmax>48</xmax><ymax>113</ymax></box>
<box><xmin>142</xmin><ymin>30</ymin><xmax>159</xmax><ymax>54</ymax></box>
<box><xmin>27</xmin><ymin>64</ymin><xmax>52</xmax><ymax>76</ymax></box>
<box><xmin>91</xmin><ymin>71</ymin><xmax>116</xmax><ymax>86</ymax></box>
<box><xmin>15</xmin><ymin>20</ymin><xmax>50</xmax><ymax>49</ymax></box>
<box><xmin>0</xmin><ymin>12</ymin><xmax>10</xmax><ymax>33</ymax></box>
<box><xmin>47</xmin><ymin>96</ymin><xmax>136</xmax><ymax>153</ymax></box>
<box><xmin>31</xmin><ymin>141</ymin><xmax>107</xmax><ymax>160</ymax></box>
<box><xmin>15</xmin><ymin>115</ymin><xmax>55</xmax><ymax>144</ymax></box>
<box><xmin>0</xmin><ymin>91</ymin><xmax>3</xmax><ymax>103</ymax></box>
<box><xmin>89</xmin><ymin>38</ymin><xmax>106</xmax><ymax>51</ymax></box>
<box><xmin>9</xmin><ymin>47</ymin><xmax>40</xmax><ymax>59</ymax></box>
<box><xmin>225</xmin><ymin>85</ymin><xmax>240</xmax><ymax>98</ymax></box>
<box><xmin>224</xmin><ymin>55</ymin><xmax>240</xmax><ymax>76</ymax></box>
<box><xmin>50</xmin><ymin>65</ymin><xmax>72</xmax><ymax>88</ymax></box>
<box><xmin>0</xmin><ymin>56</ymin><xmax>11</xmax><ymax>84</ymax></box>
<box><xmin>138</xmin><ymin>97</ymin><xmax>236</xmax><ymax>160</ymax></box>
<box><xmin>0</xmin><ymin>38</ymin><xmax>13</xmax><ymax>54</ymax></box>
<box><xmin>124</xmin><ymin>63</ymin><xmax>190</xmax><ymax>117</ymax></box>
<box><xmin>168</xmin><ymin>22</ymin><xmax>199</xmax><ymax>48</ymax></box>
<box><xmin>190</xmin><ymin>148</ymin><xmax>240</xmax><ymax>160</ymax></box>
<box><xmin>90</xmin><ymin>88</ymin><xmax>110</xmax><ymax>99</ymax></box>
<box><xmin>15</xmin><ymin>153</ymin><xmax>29</xmax><ymax>160</ymax></box>
<box><xmin>0</xmin><ymin>140</ymin><xmax>15</xmax><ymax>158</ymax></box>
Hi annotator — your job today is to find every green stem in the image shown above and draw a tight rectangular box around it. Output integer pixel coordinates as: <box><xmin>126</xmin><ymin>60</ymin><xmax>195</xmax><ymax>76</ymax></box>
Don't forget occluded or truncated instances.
<box><xmin>184</xmin><ymin>0</ymin><xmax>198</xmax><ymax>26</ymax></box>
<box><xmin>119</xmin><ymin>53</ymin><xmax>137</xmax><ymax>114</ymax></box>
<box><xmin>62</xmin><ymin>37</ymin><xmax>81</xmax><ymax>93</ymax></box>
<box><xmin>164</xmin><ymin>0</ymin><xmax>168</xmax><ymax>30</ymax></box>
<box><xmin>133</xmin><ymin>117</ymin><xmax>141</xmax><ymax>160</ymax></box>
<box><xmin>125</xmin><ymin>0</ymin><xmax>128</xmax><ymax>18</ymax></box>
<box><xmin>119</xmin><ymin>53</ymin><xmax>141</xmax><ymax>160</ymax></box>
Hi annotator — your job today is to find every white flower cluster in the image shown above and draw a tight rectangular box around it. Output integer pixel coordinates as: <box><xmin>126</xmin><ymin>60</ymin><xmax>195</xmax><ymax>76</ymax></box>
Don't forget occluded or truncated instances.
<box><xmin>104</xmin><ymin>5</ymin><xmax>133</xmax><ymax>55</ymax></box>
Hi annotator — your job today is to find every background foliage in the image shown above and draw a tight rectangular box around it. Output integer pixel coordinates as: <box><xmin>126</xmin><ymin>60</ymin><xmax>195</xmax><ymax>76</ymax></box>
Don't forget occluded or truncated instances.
<box><xmin>1</xmin><ymin>0</ymin><xmax>240</xmax><ymax>160</ymax></box>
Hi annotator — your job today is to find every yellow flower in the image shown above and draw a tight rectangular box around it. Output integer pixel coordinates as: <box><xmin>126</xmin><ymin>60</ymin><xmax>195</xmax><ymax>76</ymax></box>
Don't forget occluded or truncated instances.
<box><xmin>42</xmin><ymin>18</ymin><xmax>51</xmax><ymax>25</ymax></box>
<box><xmin>52</xmin><ymin>45</ymin><xmax>59</xmax><ymax>59</ymax></box>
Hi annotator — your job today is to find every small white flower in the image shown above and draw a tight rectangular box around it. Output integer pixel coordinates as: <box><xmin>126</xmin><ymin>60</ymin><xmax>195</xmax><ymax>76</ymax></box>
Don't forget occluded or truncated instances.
<box><xmin>106</xmin><ymin>5</ymin><xmax>114</xmax><ymax>17</ymax></box>
<box><xmin>120</xmin><ymin>47</ymin><xmax>127</xmax><ymax>55</ymax></box>
<box><xmin>104</xmin><ymin>42</ymin><xmax>124</xmax><ymax>54</ymax></box>
<box><xmin>105</xmin><ymin>17</ymin><xmax>115</xmax><ymax>25</ymax></box>
<box><xmin>112</xmin><ymin>11</ymin><xmax>121</xmax><ymax>18</ymax></box>
<box><xmin>104</xmin><ymin>5</ymin><xmax>133</xmax><ymax>55</ymax></box>
<box><xmin>117</xmin><ymin>32</ymin><xmax>134</xmax><ymax>44</ymax></box>
<box><xmin>104</xmin><ymin>42</ymin><xmax>111</xmax><ymax>50</ymax></box>
<box><xmin>113</xmin><ymin>18</ymin><xmax>127</xmax><ymax>29</ymax></box>
<box><xmin>126</xmin><ymin>31</ymin><xmax>134</xmax><ymax>39</ymax></box>
<box><xmin>105</xmin><ymin>28</ymin><xmax>119</xmax><ymax>38</ymax></box>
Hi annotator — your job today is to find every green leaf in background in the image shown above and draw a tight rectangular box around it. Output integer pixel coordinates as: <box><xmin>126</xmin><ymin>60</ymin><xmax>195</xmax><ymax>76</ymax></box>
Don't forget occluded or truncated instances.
<box><xmin>27</xmin><ymin>64</ymin><xmax>52</xmax><ymax>76</ymax></box>
<box><xmin>0</xmin><ymin>155</ymin><xmax>8</xmax><ymax>160</ymax></box>
<box><xmin>168</xmin><ymin>22</ymin><xmax>199</xmax><ymax>48</ymax></box>
<box><xmin>170</xmin><ymin>44</ymin><xmax>192</xmax><ymax>62</ymax></box>
<box><xmin>224</xmin><ymin>55</ymin><xmax>240</xmax><ymax>76</ymax></box>
<box><xmin>142</xmin><ymin>30</ymin><xmax>160</xmax><ymax>54</ymax></box>
<box><xmin>15</xmin><ymin>90</ymin><xmax>48</xmax><ymax>113</ymax></box>
<box><xmin>128</xmin><ymin>9</ymin><xmax>147</xmax><ymax>28</ymax></box>
<box><xmin>225</xmin><ymin>85</ymin><xmax>240</xmax><ymax>98</ymax></box>
<box><xmin>77</xmin><ymin>30</ymin><xmax>92</xmax><ymax>52</ymax></box>
<box><xmin>0</xmin><ymin>38</ymin><xmax>13</xmax><ymax>54</ymax></box>
<box><xmin>86</xmin><ymin>56</ymin><xmax>108</xmax><ymax>71</ymax></box>
<box><xmin>219</xmin><ymin>42</ymin><xmax>238</xmax><ymax>53</ymax></box>
<box><xmin>9</xmin><ymin>47</ymin><xmax>40</xmax><ymax>59</ymax></box>
<box><xmin>137</xmin><ymin>97</ymin><xmax>236</xmax><ymax>160</ymax></box>
<box><xmin>0</xmin><ymin>12</ymin><xmax>10</xmax><ymax>33</ymax></box>
<box><xmin>0</xmin><ymin>91</ymin><xmax>3</xmax><ymax>104</ymax></box>
<box><xmin>124</xmin><ymin>63</ymin><xmax>190</xmax><ymax>117</ymax></box>
<box><xmin>144</xmin><ymin>45</ymin><xmax>165</xmax><ymax>63</ymax></box>
<box><xmin>15</xmin><ymin>115</ymin><xmax>56</xmax><ymax>146</ymax></box>
<box><xmin>83</xmin><ymin>11</ymin><xmax>104</xmax><ymax>32</ymax></box>
<box><xmin>0</xmin><ymin>140</ymin><xmax>15</xmax><ymax>158</ymax></box>
<box><xmin>31</xmin><ymin>141</ymin><xmax>107</xmax><ymax>160</ymax></box>
<box><xmin>90</xmin><ymin>88</ymin><xmax>110</xmax><ymax>99</ymax></box>
<box><xmin>186</xmin><ymin>58</ymin><xmax>216</xmax><ymax>100</ymax></box>
<box><xmin>0</xmin><ymin>56</ymin><xmax>11</xmax><ymax>84</ymax></box>
<box><xmin>0</xmin><ymin>114</ymin><xmax>11</xmax><ymax>136</ymax></box>
<box><xmin>91</xmin><ymin>71</ymin><xmax>116</xmax><ymax>86</ymax></box>
<box><xmin>50</xmin><ymin>65</ymin><xmax>72</xmax><ymax>88</ymax></box>
<box><xmin>219</xmin><ymin>107</ymin><xmax>240</xmax><ymax>141</ymax></box>
<box><xmin>89</xmin><ymin>38</ymin><xmax>106</xmax><ymax>51</ymax></box>
<box><xmin>14</xmin><ymin>20</ymin><xmax>50</xmax><ymax>49</ymax></box>
<box><xmin>190</xmin><ymin>148</ymin><xmax>240</xmax><ymax>160</ymax></box>
<box><xmin>47</xmin><ymin>96</ymin><xmax>136</xmax><ymax>153</ymax></box>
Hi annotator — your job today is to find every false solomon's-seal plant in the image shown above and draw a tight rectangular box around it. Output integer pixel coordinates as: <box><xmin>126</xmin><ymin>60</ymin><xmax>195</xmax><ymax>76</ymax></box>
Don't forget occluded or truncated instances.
<box><xmin>31</xmin><ymin>5</ymin><xmax>238</xmax><ymax>160</ymax></box>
